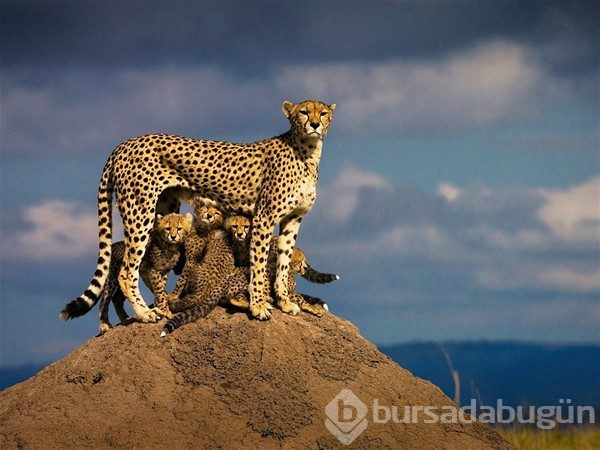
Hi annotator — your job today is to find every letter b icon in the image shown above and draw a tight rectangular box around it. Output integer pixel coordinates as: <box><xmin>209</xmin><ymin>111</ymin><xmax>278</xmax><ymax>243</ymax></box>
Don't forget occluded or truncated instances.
<box><xmin>339</xmin><ymin>399</ymin><xmax>358</xmax><ymax>423</ymax></box>
<box><xmin>325</xmin><ymin>389</ymin><xmax>368</xmax><ymax>445</ymax></box>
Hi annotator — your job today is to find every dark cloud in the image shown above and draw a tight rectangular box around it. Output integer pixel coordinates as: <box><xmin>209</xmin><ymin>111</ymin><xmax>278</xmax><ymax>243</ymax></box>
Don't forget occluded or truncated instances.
<box><xmin>2</xmin><ymin>1</ymin><xmax>597</xmax><ymax>78</ymax></box>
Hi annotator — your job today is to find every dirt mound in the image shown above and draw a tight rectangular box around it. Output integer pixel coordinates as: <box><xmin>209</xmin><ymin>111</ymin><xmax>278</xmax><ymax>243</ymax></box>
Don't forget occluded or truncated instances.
<box><xmin>0</xmin><ymin>309</ymin><xmax>511</xmax><ymax>449</ymax></box>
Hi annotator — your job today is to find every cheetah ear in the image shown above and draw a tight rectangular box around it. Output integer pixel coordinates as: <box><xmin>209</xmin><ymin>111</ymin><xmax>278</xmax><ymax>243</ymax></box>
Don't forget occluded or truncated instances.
<box><xmin>156</xmin><ymin>214</ymin><xmax>163</xmax><ymax>221</ymax></box>
<box><xmin>329</xmin><ymin>103</ymin><xmax>336</xmax><ymax>112</ymax></box>
<box><xmin>184</xmin><ymin>212</ymin><xmax>193</xmax><ymax>224</ymax></box>
<box><xmin>188</xmin><ymin>196</ymin><xmax>203</xmax><ymax>210</ymax></box>
<box><xmin>282</xmin><ymin>101</ymin><xmax>294</xmax><ymax>118</ymax></box>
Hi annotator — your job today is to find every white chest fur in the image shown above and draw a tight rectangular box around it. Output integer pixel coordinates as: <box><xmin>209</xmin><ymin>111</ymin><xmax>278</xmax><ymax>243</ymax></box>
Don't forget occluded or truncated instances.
<box><xmin>296</xmin><ymin>175</ymin><xmax>317</xmax><ymax>212</ymax></box>
<box><xmin>292</xmin><ymin>141</ymin><xmax>321</xmax><ymax>213</ymax></box>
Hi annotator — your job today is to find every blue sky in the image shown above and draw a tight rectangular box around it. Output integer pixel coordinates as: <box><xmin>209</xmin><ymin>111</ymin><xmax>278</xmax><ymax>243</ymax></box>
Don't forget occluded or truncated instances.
<box><xmin>1</xmin><ymin>1</ymin><xmax>598</xmax><ymax>369</ymax></box>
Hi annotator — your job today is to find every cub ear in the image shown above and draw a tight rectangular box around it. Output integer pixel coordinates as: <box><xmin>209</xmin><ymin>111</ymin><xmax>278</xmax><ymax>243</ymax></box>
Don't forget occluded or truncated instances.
<box><xmin>184</xmin><ymin>212</ymin><xmax>193</xmax><ymax>224</ymax></box>
<box><xmin>156</xmin><ymin>214</ymin><xmax>163</xmax><ymax>221</ymax></box>
<box><xmin>188</xmin><ymin>196</ymin><xmax>204</xmax><ymax>210</ymax></box>
<box><xmin>329</xmin><ymin>103</ymin><xmax>336</xmax><ymax>112</ymax></box>
<box><xmin>282</xmin><ymin>100</ymin><xmax>294</xmax><ymax>118</ymax></box>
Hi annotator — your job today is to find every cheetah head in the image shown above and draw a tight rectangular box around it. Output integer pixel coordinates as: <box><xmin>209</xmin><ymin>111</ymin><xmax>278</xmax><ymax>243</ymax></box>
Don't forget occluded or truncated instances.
<box><xmin>282</xmin><ymin>100</ymin><xmax>336</xmax><ymax>140</ymax></box>
<box><xmin>189</xmin><ymin>196</ymin><xmax>225</xmax><ymax>229</ymax></box>
<box><xmin>290</xmin><ymin>246</ymin><xmax>309</xmax><ymax>275</ymax></box>
<box><xmin>155</xmin><ymin>213</ymin><xmax>193</xmax><ymax>244</ymax></box>
<box><xmin>224</xmin><ymin>215</ymin><xmax>252</xmax><ymax>242</ymax></box>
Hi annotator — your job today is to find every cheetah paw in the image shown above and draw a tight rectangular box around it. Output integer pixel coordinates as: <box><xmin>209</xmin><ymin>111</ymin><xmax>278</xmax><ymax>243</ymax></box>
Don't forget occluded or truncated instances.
<box><xmin>229</xmin><ymin>297</ymin><xmax>250</xmax><ymax>309</ymax></box>
<box><xmin>99</xmin><ymin>322</ymin><xmax>112</xmax><ymax>334</ymax></box>
<box><xmin>250</xmin><ymin>301</ymin><xmax>273</xmax><ymax>320</ymax></box>
<box><xmin>300</xmin><ymin>304</ymin><xmax>324</xmax><ymax>317</ymax></box>
<box><xmin>279</xmin><ymin>300</ymin><xmax>301</xmax><ymax>316</ymax></box>
<box><xmin>151</xmin><ymin>307</ymin><xmax>172</xmax><ymax>320</ymax></box>
<box><xmin>133</xmin><ymin>306</ymin><xmax>160</xmax><ymax>323</ymax></box>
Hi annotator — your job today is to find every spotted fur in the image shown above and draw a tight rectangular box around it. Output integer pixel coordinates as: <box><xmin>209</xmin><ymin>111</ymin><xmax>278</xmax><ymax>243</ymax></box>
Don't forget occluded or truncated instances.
<box><xmin>224</xmin><ymin>214</ymin><xmax>339</xmax><ymax>285</ymax></box>
<box><xmin>160</xmin><ymin>218</ymin><xmax>338</xmax><ymax>335</ymax></box>
<box><xmin>164</xmin><ymin>228</ymin><xmax>237</xmax><ymax>320</ymax></box>
<box><xmin>59</xmin><ymin>213</ymin><xmax>193</xmax><ymax>334</ymax></box>
<box><xmin>72</xmin><ymin>100</ymin><xmax>335</xmax><ymax>323</ymax></box>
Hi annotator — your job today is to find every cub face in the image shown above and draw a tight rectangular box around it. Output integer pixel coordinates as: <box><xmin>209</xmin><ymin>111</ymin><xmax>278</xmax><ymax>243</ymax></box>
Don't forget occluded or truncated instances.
<box><xmin>155</xmin><ymin>213</ymin><xmax>193</xmax><ymax>244</ymax></box>
<box><xmin>196</xmin><ymin>204</ymin><xmax>224</xmax><ymax>228</ymax></box>
<box><xmin>290</xmin><ymin>246</ymin><xmax>308</xmax><ymax>275</ymax></box>
<box><xmin>189</xmin><ymin>196</ymin><xmax>225</xmax><ymax>229</ymax></box>
<box><xmin>224</xmin><ymin>215</ymin><xmax>251</xmax><ymax>242</ymax></box>
<box><xmin>282</xmin><ymin>100</ymin><xmax>336</xmax><ymax>139</ymax></box>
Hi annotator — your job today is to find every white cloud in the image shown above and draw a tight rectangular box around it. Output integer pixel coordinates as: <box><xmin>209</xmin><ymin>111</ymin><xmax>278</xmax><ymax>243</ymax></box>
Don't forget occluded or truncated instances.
<box><xmin>538</xmin><ymin>177</ymin><xmax>600</xmax><ymax>246</ymax></box>
<box><xmin>316</xmin><ymin>164</ymin><xmax>391</xmax><ymax>223</ymax></box>
<box><xmin>1</xmin><ymin>66</ymin><xmax>276</xmax><ymax>157</ymax></box>
<box><xmin>1</xmin><ymin>200</ymin><xmax>123</xmax><ymax>261</ymax></box>
<box><xmin>1</xmin><ymin>39</ymin><xmax>578</xmax><ymax>158</ymax></box>
<box><xmin>437</xmin><ymin>183</ymin><xmax>461</xmax><ymax>202</ymax></box>
<box><xmin>476</xmin><ymin>264</ymin><xmax>600</xmax><ymax>293</ymax></box>
<box><xmin>535</xmin><ymin>267</ymin><xmax>600</xmax><ymax>292</ymax></box>
<box><xmin>276</xmin><ymin>40</ymin><xmax>569</xmax><ymax>134</ymax></box>
<box><xmin>307</xmin><ymin>170</ymin><xmax>600</xmax><ymax>295</ymax></box>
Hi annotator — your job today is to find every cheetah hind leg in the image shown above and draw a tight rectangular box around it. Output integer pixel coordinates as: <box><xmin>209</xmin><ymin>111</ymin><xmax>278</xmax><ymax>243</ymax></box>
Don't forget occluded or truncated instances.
<box><xmin>293</xmin><ymin>294</ymin><xmax>324</xmax><ymax>317</ymax></box>
<box><xmin>112</xmin><ymin>289</ymin><xmax>131</xmax><ymax>324</ymax></box>
<box><xmin>117</xmin><ymin>241</ymin><xmax>160</xmax><ymax>323</ymax></box>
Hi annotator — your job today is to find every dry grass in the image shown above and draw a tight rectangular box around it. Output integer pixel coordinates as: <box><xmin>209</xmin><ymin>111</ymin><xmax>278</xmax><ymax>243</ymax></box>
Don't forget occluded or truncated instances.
<box><xmin>499</xmin><ymin>427</ymin><xmax>600</xmax><ymax>450</ymax></box>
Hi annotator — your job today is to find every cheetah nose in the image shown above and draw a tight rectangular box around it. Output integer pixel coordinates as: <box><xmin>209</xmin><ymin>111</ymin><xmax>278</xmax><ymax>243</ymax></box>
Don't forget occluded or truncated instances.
<box><xmin>310</xmin><ymin>122</ymin><xmax>320</xmax><ymax>130</ymax></box>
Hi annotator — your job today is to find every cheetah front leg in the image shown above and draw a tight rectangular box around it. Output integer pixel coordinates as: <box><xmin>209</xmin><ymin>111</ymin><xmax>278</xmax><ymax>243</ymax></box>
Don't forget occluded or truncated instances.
<box><xmin>248</xmin><ymin>216</ymin><xmax>275</xmax><ymax>320</ymax></box>
<box><xmin>98</xmin><ymin>277</ymin><xmax>117</xmax><ymax>334</ymax></box>
<box><xmin>145</xmin><ymin>270</ymin><xmax>173</xmax><ymax>319</ymax></box>
<box><xmin>164</xmin><ymin>233</ymin><xmax>206</xmax><ymax>304</ymax></box>
<box><xmin>273</xmin><ymin>215</ymin><xmax>303</xmax><ymax>315</ymax></box>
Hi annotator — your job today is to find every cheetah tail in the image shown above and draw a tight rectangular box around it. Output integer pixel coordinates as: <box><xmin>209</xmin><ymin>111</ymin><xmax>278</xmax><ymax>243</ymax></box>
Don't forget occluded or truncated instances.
<box><xmin>160</xmin><ymin>291</ymin><xmax>222</xmax><ymax>336</ymax></box>
<box><xmin>301</xmin><ymin>265</ymin><xmax>340</xmax><ymax>284</ymax></box>
<box><xmin>300</xmin><ymin>293</ymin><xmax>329</xmax><ymax>311</ymax></box>
<box><xmin>60</xmin><ymin>156</ymin><xmax>114</xmax><ymax>322</ymax></box>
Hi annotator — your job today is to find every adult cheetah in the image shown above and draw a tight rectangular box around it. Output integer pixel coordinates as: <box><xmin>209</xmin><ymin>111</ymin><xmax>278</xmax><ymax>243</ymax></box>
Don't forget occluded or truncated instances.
<box><xmin>71</xmin><ymin>100</ymin><xmax>335</xmax><ymax>322</ymax></box>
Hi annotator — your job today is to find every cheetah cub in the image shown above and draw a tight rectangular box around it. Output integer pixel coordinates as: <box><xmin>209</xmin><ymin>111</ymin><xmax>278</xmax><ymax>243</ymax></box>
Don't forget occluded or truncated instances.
<box><xmin>172</xmin><ymin>196</ymin><xmax>226</xmax><ymax>276</ymax></box>
<box><xmin>160</xmin><ymin>197</ymin><xmax>227</xmax><ymax>315</ymax></box>
<box><xmin>224</xmin><ymin>214</ymin><xmax>338</xmax><ymax>313</ymax></box>
<box><xmin>59</xmin><ymin>212</ymin><xmax>193</xmax><ymax>334</ymax></box>
<box><xmin>225</xmin><ymin>214</ymin><xmax>339</xmax><ymax>288</ymax></box>
<box><xmin>160</xmin><ymin>216</ymin><xmax>339</xmax><ymax>336</ymax></box>
<box><xmin>164</xmin><ymin>227</ymin><xmax>237</xmax><ymax>320</ymax></box>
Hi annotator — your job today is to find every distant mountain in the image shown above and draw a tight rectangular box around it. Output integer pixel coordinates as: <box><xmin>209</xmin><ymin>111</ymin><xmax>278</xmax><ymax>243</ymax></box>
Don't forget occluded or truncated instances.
<box><xmin>4</xmin><ymin>341</ymin><xmax>599</xmax><ymax>413</ymax></box>
<box><xmin>379</xmin><ymin>341</ymin><xmax>600</xmax><ymax>409</ymax></box>
<box><xmin>0</xmin><ymin>363</ymin><xmax>48</xmax><ymax>391</ymax></box>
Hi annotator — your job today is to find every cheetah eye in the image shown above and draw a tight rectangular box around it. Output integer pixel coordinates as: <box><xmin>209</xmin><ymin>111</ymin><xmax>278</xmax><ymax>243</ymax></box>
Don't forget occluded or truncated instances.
<box><xmin>299</xmin><ymin>110</ymin><xmax>308</xmax><ymax>116</ymax></box>
<box><xmin>320</xmin><ymin>112</ymin><xmax>327</xmax><ymax>117</ymax></box>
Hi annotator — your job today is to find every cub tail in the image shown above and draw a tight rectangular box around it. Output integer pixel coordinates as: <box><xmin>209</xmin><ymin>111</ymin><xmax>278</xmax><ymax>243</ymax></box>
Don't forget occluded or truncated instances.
<box><xmin>160</xmin><ymin>289</ymin><xmax>222</xmax><ymax>336</ymax></box>
<box><xmin>60</xmin><ymin>156</ymin><xmax>114</xmax><ymax>321</ymax></box>
<box><xmin>300</xmin><ymin>293</ymin><xmax>329</xmax><ymax>311</ymax></box>
<box><xmin>301</xmin><ymin>265</ymin><xmax>340</xmax><ymax>284</ymax></box>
